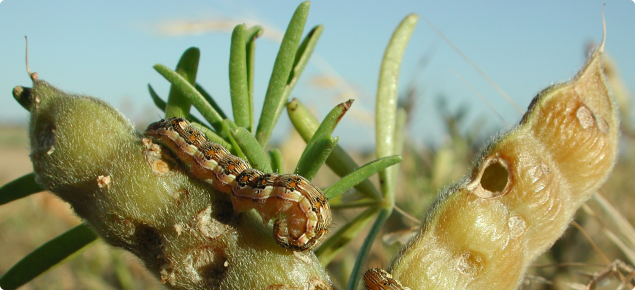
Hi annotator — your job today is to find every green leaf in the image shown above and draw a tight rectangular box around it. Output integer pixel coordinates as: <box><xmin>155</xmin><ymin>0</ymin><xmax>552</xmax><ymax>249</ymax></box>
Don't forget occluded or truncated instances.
<box><xmin>112</xmin><ymin>253</ymin><xmax>135</xmax><ymax>290</ymax></box>
<box><xmin>165</xmin><ymin>47</ymin><xmax>200</xmax><ymax>118</ymax></box>
<box><xmin>280</xmin><ymin>25</ymin><xmax>323</xmax><ymax>104</ymax></box>
<box><xmin>388</xmin><ymin>108</ymin><xmax>407</xmax><ymax>202</ymax></box>
<box><xmin>268</xmin><ymin>149</ymin><xmax>284</xmax><ymax>174</ymax></box>
<box><xmin>245</xmin><ymin>26</ymin><xmax>263</xmax><ymax>130</ymax></box>
<box><xmin>148</xmin><ymin>84</ymin><xmax>207</xmax><ymax>127</ymax></box>
<box><xmin>313</xmin><ymin>99</ymin><xmax>354</xmax><ymax>141</ymax></box>
<box><xmin>346</xmin><ymin>15</ymin><xmax>417</xmax><ymax>290</ymax></box>
<box><xmin>287</xmin><ymin>98</ymin><xmax>382</xmax><ymax>200</ymax></box>
<box><xmin>294</xmin><ymin>135</ymin><xmax>338</xmax><ymax>181</ymax></box>
<box><xmin>316</xmin><ymin>206</ymin><xmax>379</xmax><ymax>265</ymax></box>
<box><xmin>0</xmin><ymin>224</ymin><xmax>98</xmax><ymax>290</ymax></box>
<box><xmin>255</xmin><ymin>1</ymin><xmax>310</xmax><ymax>146</ymax></box>
<box><xmin>376</xmin><ymin>15</ymin><xmax>417</xmax><ymax>200</ymax></box>
<box><xmin>223</xmin><ymin>120</ymin><xmax>245</xmax><ymax>160</ymax></box>
<box><xmin>154</xmin><ymin>64</ymin><xmax>224</xmax><ymax>132</ymax></box>
<box><xmin>148</xmin><ymin>84</ymin><xmax>166</xmax><ymax>111</ymax></box>
<box><xmin>324</xmin><ymin>156</ymin><xmax>402</xmax><ymax>200</ymax></box>
<box><xmin>0</xmin><ymin>172</ymin><xmax>44</xmax><ymax>205</ymax></box>
<box><xmin>229</xmin><ymin>24</ymin><xmax>251</xmax><ymax>130</ymax></box>
<box><xmin>346</xmin><ymin>208</ymin><xmax>392</xmax><ymax>290</ymax></box>
<box><xmin>195</xmin><ymin>84</ymin><xmax>228</xmax><ymax>120</ymax></box>
<box><xmin>231</xmin><ymin>127</ymin><xmax>271</xmax><ymax>172</ymax></box>
<box><xmin>329</xmin><ymin>200</ymin><xmax>379</xmax><ymax>210</ymax></box>
<box><xmin>294</xmin><ymin>99</ymin><xmax>353</xmax><ymax>180</ymax></box>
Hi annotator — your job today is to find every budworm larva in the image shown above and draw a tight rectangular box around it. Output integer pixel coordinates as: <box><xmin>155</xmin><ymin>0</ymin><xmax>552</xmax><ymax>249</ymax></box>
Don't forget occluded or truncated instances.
<box><xmin>364</xmin><ymin>268</ymin><xmax>409</xmax><ymax>290</ymax></box>
<box><xmin>145</xmin><ymin>117</ymin><xmax>332</xmax><ymax>251</ymax></box>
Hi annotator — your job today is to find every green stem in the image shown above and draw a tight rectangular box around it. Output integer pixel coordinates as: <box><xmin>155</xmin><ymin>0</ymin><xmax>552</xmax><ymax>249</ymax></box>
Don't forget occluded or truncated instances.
<box><xmin>165</xmin><ymin>47</ymin><xmax>200</xmax><ymax>118</ymax></box>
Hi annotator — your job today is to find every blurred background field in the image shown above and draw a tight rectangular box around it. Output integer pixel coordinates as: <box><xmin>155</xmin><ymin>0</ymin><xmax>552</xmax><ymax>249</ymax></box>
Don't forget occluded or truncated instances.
<box><xmin>2</xmin><ymin>1</ymin><xmax>635</xmax><ymax>289</ymax></box>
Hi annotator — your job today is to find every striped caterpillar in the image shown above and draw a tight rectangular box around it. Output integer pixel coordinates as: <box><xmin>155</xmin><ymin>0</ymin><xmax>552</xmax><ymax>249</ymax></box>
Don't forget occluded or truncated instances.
<box><xmin>364</xmin><ymin>269</ymin><xmax>408</xmax><ymax>290</ymax></box>
<box><xmin>144</xmin><ymin>117</ymin><xmax>332</xmax><ymax>251</ymax></box>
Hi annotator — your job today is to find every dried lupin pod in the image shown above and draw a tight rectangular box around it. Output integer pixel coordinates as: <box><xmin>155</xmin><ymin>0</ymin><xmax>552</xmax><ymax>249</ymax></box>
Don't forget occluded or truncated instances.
<box><xmin>18</xmin><ymin>72</ymin><xmax>333</xmax><ymax>289</ymax></box>
<box><xmin>367</xmin><ymin>27</ymin><xmax>618</xmax><ymax>289</ymax></box>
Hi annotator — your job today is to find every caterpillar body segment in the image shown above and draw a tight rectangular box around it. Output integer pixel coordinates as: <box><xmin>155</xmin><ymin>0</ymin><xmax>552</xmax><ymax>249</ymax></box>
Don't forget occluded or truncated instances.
<box><xmin>364</xmin><ymin>268</ymin><xmax>409</xmax><ymax>290</ymax></box>
<box><xmin>145</xmin><ymin>117</ymin><xmax>332</xmax><ymax>251</ymax></box>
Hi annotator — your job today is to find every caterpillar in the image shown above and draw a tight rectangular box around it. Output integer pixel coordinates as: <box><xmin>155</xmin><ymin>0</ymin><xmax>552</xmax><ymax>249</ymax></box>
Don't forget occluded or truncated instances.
<box><xmin>363</xmin><ymin>268</ymin><xmax>408</xmax><ymax>290</ymax></box>
<box><xmin>144</xmin><ymin>117</ymin><xmax>332</xmax><ymax>251</ymax></box>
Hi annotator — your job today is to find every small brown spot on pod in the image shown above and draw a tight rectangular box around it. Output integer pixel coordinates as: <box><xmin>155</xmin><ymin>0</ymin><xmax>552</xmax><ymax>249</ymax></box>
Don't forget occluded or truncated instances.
<box><xmin>33</xmin><ymin>122</ymin><xmax>56</xmax><ymax>156</ymax></box>
<box><xmin>596</xmin><ymin>117</ymin><xmax>609</xmax><ymax>133</ymax></box>
<box><xmin>508</xmin><ymin>216</ymin><xmax>527</xmax><ymax>238</ymax></box>
<box><xmin>185</xmin><ymin>245</ymin><xmax>228</xmax><ymax>287</ymax></box>
<box><xmin>142</xmin><ymin>137</ymin><xmax>153</xmax><ymax>148</ymax></box>
<box><xmin>96</xmin><ymin>175</ymin><xmax>111</xmax><ymax>189</ymax></box>
<box><xmin>194</xmin><ymin>205</ymin><xmax>228</xmax><ymax>240</ymax></box>
<box><xmin>576</xmin><ymin>105</ymin><xmax>595</xmax><ymax>130</ymax></box>
<box><xmin>455</xmin><ymin>250</ymin><xmax>485</xmax><ymax>277</ymax></box>
<box><xmin>540</xmin><ymin>162</ymin><xmax>550</xmax><ymax>174</ymax></box>
<box><xmin>151</xmin><ymin>160</ymin><xmax>170</xmax><ymax>174</ymax></box>
<box><xmin>309</xmin><ymin>278</ymin><xmax>332</xmax><ymax>290</ymax></box>
<box><xmin>173</xmin><ymin>189</ymin><xmax>189</xmax><ymax>205</ymax></box>
<box><xmin>293</xmin><ymin>251</ymin><xmax>314</xmax><ymax>265</ymax></box>
<box><xmin>159</xmin><ymin>264</ymin><xmax>176</xmax><ymax>285</ymax></box>
<box><xmin>173</xmin><ymin>223</ymin><xmax>183</xmax><ymax>236</ymax></box>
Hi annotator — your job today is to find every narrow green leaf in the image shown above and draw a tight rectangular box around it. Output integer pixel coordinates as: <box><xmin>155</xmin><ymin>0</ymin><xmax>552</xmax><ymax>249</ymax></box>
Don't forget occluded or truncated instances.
<box><xmin>376</xmin><ymin>14</ymin><xmax>417</xmax><ymax>200</ymax></box>
<box><xmin>316</xmin><ymin>206</ymin><xmax>379</xmax><ymax>265</ymax></box>
<box><xmin>287</xmin><ymin>98</ymin><xmax>382</xmax><ymax>199</ymax></box>
<box><xmin>245</xmin><ymin>26</ymin><xmax>263</xmax><ymax>131</ymax></box>
<box><xmin>224</xmin><ymin>118</ymin><xmax>239</xmax><ymax>131</ymax></box>
<box><xmin>387</xmin><ymin>108</ymin><xmax>407</xmax><ymax>203</ymax></box>
<box><xmin>0</xmin><ymin>224</ymin><xmax>98</xmax><ymax>290</ymax></box>
<box><xmin>223</xmin><ymin>120</ymin><xmax>245</xmax><ymax>160</ymax></box>
<box><xmin>329</xmin><ymin>200</ymin><xmax>379</xmax><ymax>210</ymax></box>
<box><xmin>347</xmin><ymin>15</ymin><xmax>417</xmax><ymax>290</ymax></box>
<box><xmin>154</xmin><ymin>64</ymin><xmax>224</xmax><ymax>132</ymax></box>
<box><xmin>229</xmin><ymin>24</ymin><xmax>251</xmax><ymax>130</ymax></box>
<box><xmin>112</xmin><ymin>253</ymin><xmax>135</xmax><ymax>290</ymax></box>
<box><xmin>346</xmin><ymin>208</ymin><xmax>392</xmax><ymax>290</ymax></box>
<box><xmin>195</xmin><ymin>84</ymin><xmax>228</xmax><ymax>120</ymax></box>
<box><xmin>286</xmin><ymin>98</ymin><xmax>319</xmax><ymax>138</ymax></box>
<box><xmin>189</xmin><ymin>122</ymin><xmax>232</xmax><ymax>151</ymax></box>
<box><xmin>148</xmin><ymin>84</ymin><xmax>207</xmax><ymax>127</ymax></box>
<box><xmin>281</xmin><ymin>25</ymin><xmax>323</xmax><ymax>102</ymax></box>
<box><xmin>314</xmin><ymin>99</ymin><xmax>354</xmax><ymax>141</ymax></box>
<box><xmin>293</xmin><ymin>99</ymin><xmax>352</xmax><ymax>180</ymax></box>
<box><xmin>148</xmin><ymin>84</ymin><xmax>166</xmax><ymax>111</ymax></box>
<box><xmin>231</xmin><ymin>127</ymin><xmax>271</xmax><ymax>172</ymax></box>
<box><xmin>255</xmin><ymin>1</ymin><xmax>310</xmax><ymax>146</ymax></box>
<box><xmin>0</xmin><ymin>172</ymin><xmax>44</xmax><ymax>205</ymax></box>
<box><xmin>269</xmin><ymin>149</ymin><xmax>284</xmax><ymax>174</ymax></box>
<box><xmin>165</xmin><ymin>47</ymin><xmax>200</xmax><ymax>118</ymax></box>
<box><xmin>324</xmin><ymin>156</ymin><xmax>402</xmax><ymax>200</ymax></box>
<box><xmin>294</xmin><ymin>135</ymin><xmax>338</xmax><ymax>181</ymax></box>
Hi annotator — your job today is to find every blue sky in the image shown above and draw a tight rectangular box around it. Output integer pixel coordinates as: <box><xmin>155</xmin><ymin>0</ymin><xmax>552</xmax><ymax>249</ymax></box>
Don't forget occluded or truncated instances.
<box><xmin>1</xmin><ymin>0</ymin><xmax>634</xmax><ymax>147</ymax></box>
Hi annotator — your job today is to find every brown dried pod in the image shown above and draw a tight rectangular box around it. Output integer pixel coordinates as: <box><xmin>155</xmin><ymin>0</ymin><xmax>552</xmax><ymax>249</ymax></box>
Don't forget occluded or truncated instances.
<box><xmin>379</xmin><ymin>36</ymin><xmax>618</xmax><ymax>289</ymax></box>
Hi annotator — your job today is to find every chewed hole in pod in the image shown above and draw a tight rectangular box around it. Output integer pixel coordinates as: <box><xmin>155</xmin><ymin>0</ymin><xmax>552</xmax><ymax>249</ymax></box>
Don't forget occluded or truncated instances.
<box><xmin>469</xmin><ymin>158</ymin><xmax>510</xmax><ymax>198</ymax></box>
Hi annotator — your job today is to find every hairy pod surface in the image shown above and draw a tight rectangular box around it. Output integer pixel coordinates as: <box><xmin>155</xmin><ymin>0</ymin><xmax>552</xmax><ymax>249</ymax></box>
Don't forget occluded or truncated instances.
<box><xmin>381</xmin><ymin>46</ymin><xmax>618</xmax><ymax>289</ymax></box>
<box><xmin>24</xmin><ymin>78</ymin><xmax>333</xmax><ymax>289</ymax></box>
